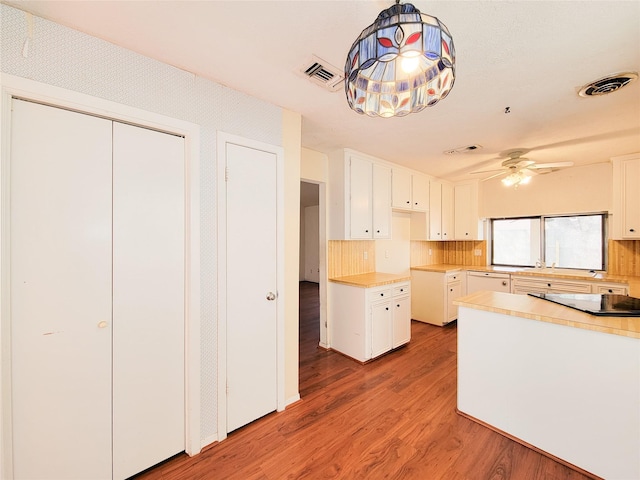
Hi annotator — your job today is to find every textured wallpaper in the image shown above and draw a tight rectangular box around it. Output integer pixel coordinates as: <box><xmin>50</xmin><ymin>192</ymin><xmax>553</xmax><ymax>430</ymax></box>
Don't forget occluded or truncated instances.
<box><xmin>1</xmin><ymin>3</ymin><xmax>283</xmax><ymax>443</ymax></box>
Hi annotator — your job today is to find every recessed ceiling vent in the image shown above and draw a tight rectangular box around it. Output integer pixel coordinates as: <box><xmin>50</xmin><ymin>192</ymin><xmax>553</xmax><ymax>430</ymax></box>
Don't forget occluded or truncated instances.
<box><xmin>444</xmin><ymin>144</ymin><xmax>483</xmax><ymax>155</ymax></box>
<box><xmin>299</xmin><ymin>56</ymin><xmax>344</xmax><ymax>92</ymax></box>
<box><xmin>578</xmin><ymin>72</ymin><xmax>638</xmax><ymax>97</ymax></box>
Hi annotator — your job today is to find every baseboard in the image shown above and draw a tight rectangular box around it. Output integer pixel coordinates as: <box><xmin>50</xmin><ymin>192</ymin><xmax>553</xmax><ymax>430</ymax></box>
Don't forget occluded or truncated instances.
<box><xmin>200</xmin><ymin>433</ymin><xmax>219</xmax><ymax>451</ymax></box>
<box><xmin>285</xmin><ymin>393</ymin><xmax>301</xmax><ymax>407</ymax></box>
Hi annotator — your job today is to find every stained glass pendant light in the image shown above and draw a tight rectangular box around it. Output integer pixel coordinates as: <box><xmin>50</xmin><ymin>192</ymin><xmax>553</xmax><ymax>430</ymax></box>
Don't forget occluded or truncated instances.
<box><xmin>345</xmin><ymin>1</ymin><xmax>455</xmax><ymax>118</ymax></box>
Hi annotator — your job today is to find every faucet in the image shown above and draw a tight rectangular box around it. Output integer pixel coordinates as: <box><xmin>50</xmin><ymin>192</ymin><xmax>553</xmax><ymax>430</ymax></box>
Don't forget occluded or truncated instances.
<box><xmin>535</xmin><ymin>259</ymin><xmax>546</xmax><ymax>268</ymax></box>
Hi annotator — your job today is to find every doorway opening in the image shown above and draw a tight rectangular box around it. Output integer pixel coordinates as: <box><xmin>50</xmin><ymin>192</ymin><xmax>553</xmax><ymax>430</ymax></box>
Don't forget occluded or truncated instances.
<box><xmin>299</xmin><ymin>180</ymin><xmax>327</xmax><ymax>395</ymax></box>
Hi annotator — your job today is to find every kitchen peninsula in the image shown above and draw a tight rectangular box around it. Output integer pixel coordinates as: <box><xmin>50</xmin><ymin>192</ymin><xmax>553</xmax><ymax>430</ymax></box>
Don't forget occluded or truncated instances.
<box><xmin>455</xmin><ymin>291</ymin><xmax>640</xmax><ymax>480</ymax></box>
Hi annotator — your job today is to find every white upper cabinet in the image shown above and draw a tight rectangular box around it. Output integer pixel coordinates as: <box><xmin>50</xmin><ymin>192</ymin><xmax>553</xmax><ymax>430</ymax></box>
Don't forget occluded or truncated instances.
<box><xmin>392</xmin><ymin>168</ymin><xmax>429</xmax><ymax>212</ymax></box>
<box><xmin>429</xmin><ymin>180</ymin><xmax>454</xmax><ymax>240</ymax></box>
<box><xmin>611</xmin><ymin>154</ymin><xmax>640</xmax><ymax>240</ymax></box>
<box><xmin>454</xmin><ymin>181</ymin><xmax>482</xmax><ymax>240</ymax></box>
<box><xmin>349</xmin><ymin>155</ymin><xmax>374</xmax><ymax>239</ymax></box>
<box><xmin>412</xmin><ymin>173</ymin><xmax>430</xmax><ymax>212</ymax></box>
<box><xmin>392</xmin><ymin>168</ymin><xmax>412</xmax><ymax>210</ymax></box>
<box><xmin>372</xmin><ymin>163</ymin><xmax>392</xmax><ymax>238</ymax></box>
<box><xmin>429</xmin><ymin>180</ymin><xmax>442</xmax><ymax>239</ymax></box>
<box><xmin>328</xmin><ymin>149</ymin><xmax>392</xmax><ymax>240</ymax></box>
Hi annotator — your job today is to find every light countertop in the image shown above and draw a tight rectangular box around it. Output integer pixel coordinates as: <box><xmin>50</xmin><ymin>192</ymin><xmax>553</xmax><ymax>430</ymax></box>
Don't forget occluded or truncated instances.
<box><xmin>455</xmin><ymin>290</ymin><xmax>640</xmax><ymax>339</ymax></box>
<box><xmin>411</xmin><ymin>263</ymin><xmax>640</xmax><ymax>295</ymax></box>
<box><xmin>329</xmin><ymin>272</ymin><xmax>411</xmax><ymax>288</ymax></box>
<box><xmin>410</xmin><ymin>264</ymin><xmax>465</xmax><ymax>273</ymax></box>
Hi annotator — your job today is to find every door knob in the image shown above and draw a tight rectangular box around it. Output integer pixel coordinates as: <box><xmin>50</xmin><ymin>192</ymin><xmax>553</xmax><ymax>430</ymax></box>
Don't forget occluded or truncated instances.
<box><xmin>97</xmin><ymin>321</ymin><xmax>108</xmax><ymax>329</ymax></box>
<box><xmin>266</xmin><ymin>292</ymin><xmax>276</xmax><ymax>301</ymax></box>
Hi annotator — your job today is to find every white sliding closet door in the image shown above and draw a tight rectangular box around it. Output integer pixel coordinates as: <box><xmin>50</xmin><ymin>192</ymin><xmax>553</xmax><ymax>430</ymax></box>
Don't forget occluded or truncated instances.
<box><xmin>11</xmin><ymin>100</ymin><xmax>114</xmax><ymax>479</ymax></box>
<box><xmin>112</xmin><ymin>123</ymin><xmax>185</xmax><ymax>479</ymax></box>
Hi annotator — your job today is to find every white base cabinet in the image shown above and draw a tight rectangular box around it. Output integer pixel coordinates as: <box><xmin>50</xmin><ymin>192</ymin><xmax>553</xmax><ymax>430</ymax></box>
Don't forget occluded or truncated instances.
<box><xmin>411</xmin><ymin>270</ymin><xmax>465</xmax><ymax>326</ymax></box>
<box><xmin>330</xmin><ymin>281</ymin><xmax>410</xmax><ymax>362</ymax></box>
<box><xmin>511</xmin><ymin>275</ymin><xmax>629</xmax><ymax>295</ymax></box>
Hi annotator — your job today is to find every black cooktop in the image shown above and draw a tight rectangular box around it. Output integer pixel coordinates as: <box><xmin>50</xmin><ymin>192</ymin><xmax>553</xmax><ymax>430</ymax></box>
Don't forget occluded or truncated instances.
<box><xmin>528</xmin><ymin>293</ymin><xmax>640</xmax><ymax>317</ymax></box>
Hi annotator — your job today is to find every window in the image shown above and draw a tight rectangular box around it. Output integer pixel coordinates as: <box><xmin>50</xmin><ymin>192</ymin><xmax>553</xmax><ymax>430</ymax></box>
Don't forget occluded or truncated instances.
<box><xmin>491</xmin><ymin>214</ymin><xmax>605</xmax><ymax>270</ymax></box>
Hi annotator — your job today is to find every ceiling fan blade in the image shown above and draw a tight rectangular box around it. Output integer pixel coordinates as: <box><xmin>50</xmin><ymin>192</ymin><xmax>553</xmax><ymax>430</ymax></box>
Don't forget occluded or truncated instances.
<box><xmin>470</xmin><ymin>168</ymin><xmax>504</xmax><ymax>175</ymax></box>
<box><xmin>529</xmin><ymin>162</ymin><xmax>574</xmax><ymax>169</ymax></box>
<box><xmin>482</xmin><ymin>171</ymin><xmax>508</xmax><ymax>181</ymax></box>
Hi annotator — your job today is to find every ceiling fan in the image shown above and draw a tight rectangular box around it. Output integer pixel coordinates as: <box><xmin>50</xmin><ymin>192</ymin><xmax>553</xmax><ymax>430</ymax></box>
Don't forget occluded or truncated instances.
<box><xmin>471</xmin><ymin>150</ymin><xmax>574</xmax><ymax>186</ymax></box>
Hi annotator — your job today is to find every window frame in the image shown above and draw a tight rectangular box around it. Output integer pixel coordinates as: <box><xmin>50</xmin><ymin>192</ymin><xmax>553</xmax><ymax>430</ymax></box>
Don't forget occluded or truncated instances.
<box><xmin>490</xmin><ymin>212</ymin><xmax>607</xmax><ymax>271</ymax></box>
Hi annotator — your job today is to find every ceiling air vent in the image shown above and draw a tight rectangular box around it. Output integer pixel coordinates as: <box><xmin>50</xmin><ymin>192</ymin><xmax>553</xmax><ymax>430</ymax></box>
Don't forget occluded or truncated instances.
<box><xmin>299</xmin><ymin>56</ymin><xmax>344</xmax><ymax>92</ymax></box>
<box><xmin>578</xmin><ymin>72</ymin><xmax>638</xmax><ymax>97</ymax></box>
<box><xmin>444</xmin><ymin>144</ymin><xmax>483</xmax><ymax>155</ymax></box>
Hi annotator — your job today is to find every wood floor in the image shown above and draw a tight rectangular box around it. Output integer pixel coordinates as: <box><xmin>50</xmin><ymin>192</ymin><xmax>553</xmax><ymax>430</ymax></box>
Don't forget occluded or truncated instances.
<box><xmin>136</xmin><ymin>281</ymin><xmax>592</xmax><ymax>480</ymax></box>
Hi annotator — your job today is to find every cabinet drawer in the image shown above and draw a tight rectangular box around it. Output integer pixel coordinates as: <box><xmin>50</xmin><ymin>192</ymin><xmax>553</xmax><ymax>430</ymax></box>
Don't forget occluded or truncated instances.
<box><xmin>446</xmin><ymin>272</ymin><xmax>463</xmax><ymax>284</ymax></box>
<box><xmin>547</xmin><ymin>280</ymin><xmax>592</xmax><ymax>294</ymax></box>
<box><xmin>368</xmin><ymin>286</ymin><xmax>393</xmax><ymax>302</ymax></box>
<box><xmin>393</xmin><ymin>282</ymin><xmax>410</xmax><ymax>297</ymax></box>
<box><xmin>593</xmin><ymin>283</ymin><xmax>628</xmax><ymax>295</ymax></box>
<box><xmin>512</xmin><ymin>277</ymin><xmax>592</xmax><ymax>294</ymax></box>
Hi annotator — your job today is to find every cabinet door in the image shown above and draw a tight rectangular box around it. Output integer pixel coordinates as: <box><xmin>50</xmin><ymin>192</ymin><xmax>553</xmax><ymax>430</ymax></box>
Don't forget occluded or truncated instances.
<box><xmin>412</xmin><ymin>174</ymin><xmax>429</xmax><ymax>211</ymax></box>
<box><xmin>429</xmin><ymin>180</ymin><xmax>442</xmax><ymax>239</ymax></box>
<box><xmin>371</xmin><ymin>302</ymin><xmax>393</xmax><ymax>358</ymax></box>
<box><xmin>441</xmin><ymin>182</ymin><xmax>454</xmax><ymax>240</ymax></box>
<box><xmin>622</xmin><ymin>159</ymin><xmax>640</xmax><ymax>238</ymax></box>
<box><xmin>349</xmin><ymin>155</ymin><xmax>373</xmax><ymax>238</ymax></box>
<box><xmin>447</xmin><ymin>281</ymin><xmax>462</xmax><ymax>322</ymax></box>
<box><xmin>454</xmin><ymin>183</ymin><xmax>473</xmax><ymax>239</ymax></box>
<box><xmin>392</xmin><ymin>168</ymin><xmax>412</xmax><ymax>209</ymax></box>
<box><xmin>372</xmin><ymin>163</ymin><xmax>392</xmax><ymax>238</ymax></box>
<box><xmin>392</xmin><ymin>296</ymin><xmax>411</xmax><ymax>348</ymax></box>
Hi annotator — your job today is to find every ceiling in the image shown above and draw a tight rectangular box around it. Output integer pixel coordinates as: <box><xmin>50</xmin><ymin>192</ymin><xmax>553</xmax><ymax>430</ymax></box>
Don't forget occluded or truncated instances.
<box><xmin>5</xmin><ymin>0</ymin><xmax>640</xmax><ymax>182</ymax></box>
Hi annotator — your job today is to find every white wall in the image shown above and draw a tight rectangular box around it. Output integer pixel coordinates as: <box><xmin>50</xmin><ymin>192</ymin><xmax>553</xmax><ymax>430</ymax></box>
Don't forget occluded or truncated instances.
<box><xmin>0</xmin><ymin>4</ymin><xmax>287</xmax><ymax>444</ymax></box>
<box><xmin>480</xmin><ymin>162</ymin><xmax>612</xmax><ymax>218</ymax></box>
<box><xmin>301</xmin><ymin>147</ymin><xmax>328</xmax><ymax>182</ymax></box>
<box><xmin>375</xmin><ymin>212</ymin><xmax>411</xmax><ymax>275</ymax></box>
<box><xmin>282</xmin><ymin>110</ymin><xmax>302</xmax><ymax>406</ymax></box>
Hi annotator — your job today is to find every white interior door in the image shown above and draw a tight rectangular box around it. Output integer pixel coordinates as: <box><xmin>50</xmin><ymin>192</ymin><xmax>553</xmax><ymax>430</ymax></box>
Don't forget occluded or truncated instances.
<box><xmin>10</xmin><ymin>99</ymin><xmax>113</xmax><ymax>479</ymax></box>
<box><xmin>112</xmin><ymin>123</ymin><xmax>185</xmax><ymax>479</ymax></box>
<box><xmin>226</xmin><ymin>142</ymin><xmax>277</xmax><ymax>432</ymax></box>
